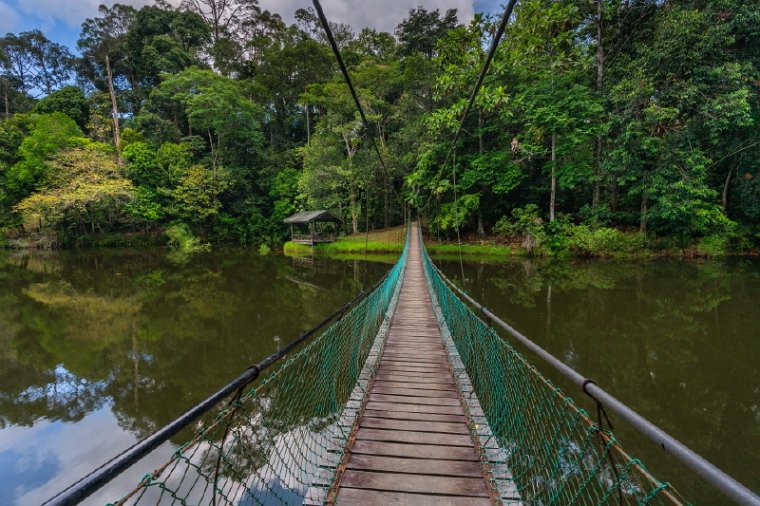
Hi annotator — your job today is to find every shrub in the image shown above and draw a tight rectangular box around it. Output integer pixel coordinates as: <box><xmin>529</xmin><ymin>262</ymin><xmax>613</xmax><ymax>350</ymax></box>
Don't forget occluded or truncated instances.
<box><xmin>568</xmin><ymin>226</ymin><xmax>646</xmax><ymax>256</ymax></box>
<box><xmin>165</xmin><ymin>223</ymin><xmax>208</xmax><ymax>253</ymax></box>
<box><xmin>494</xmin><ymin>205</ymin><xmax>546</xmax><ymax>251</ymax></box>
<box><xmin>695</xmin><ymin>234</ymin><xmax>729</xmax><ymax>256</ymax></box>
<box><xmin>259</xmin><ymin>244</ymin><xmax>271</xmax><ymax>255</ymax></box>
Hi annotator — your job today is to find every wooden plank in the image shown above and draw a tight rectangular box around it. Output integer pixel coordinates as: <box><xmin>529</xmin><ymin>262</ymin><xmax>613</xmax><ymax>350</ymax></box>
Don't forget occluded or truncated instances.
<box><xmin>372</xmin><ymin>380</ymin><xmax>456</xmax><ymax>391</ymax></box>
<box><xmin>374</xmin><ymin>373</ymin><xmax>455</xmax><ymax>383</ymax></box>
<box><xmin>356</xmin><ymin>428</ymin><xmax>473</xmax><ymax>447</ymax></box>
<box><xmin>379</xmin><ymin>363</ymin><xmax>450</xmax><ymax>373</ymax></box>
<box><xmin>371</xmin><ymin>386</ymin><xmax>456</xmax><ymax>398</ymax></box>
<box><xmin>346</xmin><ymin>454</ymin><xmax>481</xmax><ymax>477</ymax></box>
<box><xmin>369</xmin><ymin>393</ymin><xmax>461</xmax><ymax>406</ymax></box>
<box><xmin>350</xmin><ymin>441</ymin><xmax>479</xmax><ymax>461</ymax></box>
<box><xmin>362</xmin><ymin>409</ymin><xmax>465</xmax><ymax>423</ymax></box>
<box><xmin>380</xmin><ymin>356</ymin><xmax>446</xmax><ymax>364</ymax></box>
<box><xmin>365</xmin><ymin>401</ymin><xmax>464</xmax><ymax>415</ymax></box>
<box><xmin>336</xmin><ymin>488</ymin><xmax>492</xmax><ymax>506</ymax></box>
<box><xmin>340</xmin><ymin>470</ymin><xmax>489</xmax><ymax>497</ymax></box>
<box><xmin>382</xmin><ymin>350</ymin><xmax>446</xmax><ymax>356</ymax></box>
<box><xmin>383</xmin><ymin>342</ymin><xmax>444</xmax><ymax>348</ymax></box>
<box><xmin>378</xmin><ymin>365</ymin><xmax>450</xmax><ymax>374</ymax></box>
<box><xmin>359</xmin><ymin>417</ymin><xmax>469</xmax><ymax>435</ymax></box>
<box><xmin>335</xmin><ymin>223</ymin><xmax>501</xmax><ymax>505</ymax></box>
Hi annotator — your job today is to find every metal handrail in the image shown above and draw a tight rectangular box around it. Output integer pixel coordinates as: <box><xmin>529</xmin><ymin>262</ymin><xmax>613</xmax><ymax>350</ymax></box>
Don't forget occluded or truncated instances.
<box><xmin>427</xmin><ymin>255</ymin><xmax>760</xmax><ymax>505</ymax></box>
<box><xmin>43</xmin><ymin>269</ymin><xmax>395</xmax><ymax>506</ymax></box>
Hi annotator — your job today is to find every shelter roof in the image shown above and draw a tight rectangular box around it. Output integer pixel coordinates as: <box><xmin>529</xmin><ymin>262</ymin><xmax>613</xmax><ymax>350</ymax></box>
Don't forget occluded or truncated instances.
<box><xmin>284</xmin><ymin>210</ymin><xmax>342</xmax><ymax>224</ymax></box>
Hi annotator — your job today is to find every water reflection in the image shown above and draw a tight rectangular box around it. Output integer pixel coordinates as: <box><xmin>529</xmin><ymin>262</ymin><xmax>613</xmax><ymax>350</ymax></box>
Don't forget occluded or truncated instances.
<box><xmin>435</xmin><ymin>256</ymin><xmax>760</xmax><ymax>503</ymax></box>
<box><xmin>0</xmin><ymin>248</ymin><xmax>389</xmax><ymax>505</ymax></box>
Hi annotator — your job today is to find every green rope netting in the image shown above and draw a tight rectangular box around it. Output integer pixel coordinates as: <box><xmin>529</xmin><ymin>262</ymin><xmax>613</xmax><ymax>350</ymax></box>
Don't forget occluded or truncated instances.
<box><xmin>419</xmin><ymin>230</ymin><xmax>686</xmax><ymax>506</ymax></box>
<box><xmin>112</xmin><ymin>237</ymin><xmax>409</xmax><ymax>505</ymax></box>
<box><xmin>112</xmin><ymin>223</ymin><xmax>685</xmax><ymax>506</ymax></box>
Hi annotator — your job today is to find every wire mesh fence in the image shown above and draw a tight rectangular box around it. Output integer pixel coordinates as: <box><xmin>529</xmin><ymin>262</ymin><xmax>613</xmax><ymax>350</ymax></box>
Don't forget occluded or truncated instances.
<box><xmin>419</xmin><ymin>231</ymin><xmax>687</xmax><ymax>506</ymax></box>
<box><xmin>108</xmin><ymin>237</ymin><xmax>409</xmax><ymax>506</ymax></box>
<box><xmin>64</xmin><ymin>222</ymin><xmax>693</xmax><ymax>506</ymax></box>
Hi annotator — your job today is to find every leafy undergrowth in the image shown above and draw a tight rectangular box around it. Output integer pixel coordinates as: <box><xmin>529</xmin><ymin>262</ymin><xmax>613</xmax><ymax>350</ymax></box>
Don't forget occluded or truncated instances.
<box><xmin>284</xmin><ymin>226</ymin><xmax>405</xmax><ymax>256</ymax></box>
<box><xmin>425</xmin><ymin>243</ymin><xmax>513</xmax><ymax>256</ymax></box>
<box><xmin>338</xmin><ymin>226</ymin><xmax>406</xmax><ymax>245</ymax></box>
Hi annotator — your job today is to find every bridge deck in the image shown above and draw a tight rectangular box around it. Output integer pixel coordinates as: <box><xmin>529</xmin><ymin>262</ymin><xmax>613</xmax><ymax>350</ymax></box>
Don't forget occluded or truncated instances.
<box><xmin>334</xmin><ymin>225</ymin><xmax>494</xmax><ymax>505</ymax></box>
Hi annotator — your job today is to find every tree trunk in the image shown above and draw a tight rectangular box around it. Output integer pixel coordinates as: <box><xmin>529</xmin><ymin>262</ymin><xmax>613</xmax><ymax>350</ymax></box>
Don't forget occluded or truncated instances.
<box><xmin>305</xmin><ymin>103</ymin><xmax>311</xmax><ymax>145</ymax></box>
<box><xmin>593</xmin><ymin>0</ymin><xmax>604</xmax><ymax>210</ymax></box>
<box><xmin>477</xmin><ymin>111</ymin><xmax>486</xmax><ymax>236</ymax></box>
<box><xmin>350</xmin><ymin>192</ymin><xmax>359</xmax><ymax>234</ymax></box>
<box><xmin>550</xmin><ymin>134</ymin><xmax>557</xmax><ymax>222</ymax></box>
<box><xmin>546</xmin><ymin>283</ymin><xmax>552</xmax><ymax>339</ymax></box>
<box><xmin>208</xmin><ymin>128</ymin><xmax>217</xmax><ymax>176</ymax></box>
<box><xmin>384</xmin><ymin>170</ymin><xmax>389</xmax><ymax>229</ymax></box>
<box><xmin>105</xmin><ymin>53</ymin><xmax>122</xmax><ymax>164</ymax></box>
<box><xmin>722</xmin><ymin>165</ymin><xmax>735</xmax><ymax>209</ymax></box>
<box><xmin>3</xmin><ymin>88</ymin><xmax>9</xmax><ymax>118</ymax></box>
<box><xmin>639</xmin><ymin>190</ymin><xmax>648</xmax><ymax>233</ymax></box>
<box><xmin>478</xmin><ymin>110</ymin><xmax>484</xmax><ymax>154</ymax></box>
<box><xmin>337</xmin><ymin>201</ymin><xmax>344</xmax><ymax>234</ymax></box>
<box><xmin>610</xmin><ymin>174</ymin><xmax>619</xmax><ymax>212</ymax></box>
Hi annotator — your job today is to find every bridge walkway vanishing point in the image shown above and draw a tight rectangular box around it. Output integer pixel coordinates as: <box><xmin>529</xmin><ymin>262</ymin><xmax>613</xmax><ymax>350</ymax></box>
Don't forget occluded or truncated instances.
<box><xmin>334</xmin><ymin>223</ymin><xmax>503</xmax><ymax>505</ymax></box>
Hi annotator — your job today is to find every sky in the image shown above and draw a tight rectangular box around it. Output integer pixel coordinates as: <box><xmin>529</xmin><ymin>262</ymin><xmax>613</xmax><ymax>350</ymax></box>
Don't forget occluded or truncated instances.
<box><xmin>1</xmin><ymin>0</ymin><xmax>502</xmax><ymax>52</ymax></box>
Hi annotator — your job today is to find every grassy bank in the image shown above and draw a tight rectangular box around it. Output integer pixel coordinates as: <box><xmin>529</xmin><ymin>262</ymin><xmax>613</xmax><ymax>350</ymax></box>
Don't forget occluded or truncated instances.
<box><xmin>284</xmin><ymin>223</ymin><xmax>757</xmax><ymax>261</ymax></box>
<box><xmin>284</xmin><ymin>226</ymin><xmax>519</xmax><ymax>261</ymax></box>
<box><xmin>284</xmin><ymin>226</ymin><xmax>405</xmax><ymax>257</ymax></box>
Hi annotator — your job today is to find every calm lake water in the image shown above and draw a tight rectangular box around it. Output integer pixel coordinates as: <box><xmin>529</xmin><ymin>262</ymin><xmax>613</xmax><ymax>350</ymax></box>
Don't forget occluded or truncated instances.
<box><xmin>0</xmin><ymin>248</ymin><xmax>389</xmax><ymax>505</ymax></box>
<box><xmin>0</xmin><ymin>248</ymin><xmax>757</xmax><ymax>504</ymax></box>
<box><xmin>436</xmin><ymin>256</ymin><xmax>760</xmax><ymax>504</ymax></box>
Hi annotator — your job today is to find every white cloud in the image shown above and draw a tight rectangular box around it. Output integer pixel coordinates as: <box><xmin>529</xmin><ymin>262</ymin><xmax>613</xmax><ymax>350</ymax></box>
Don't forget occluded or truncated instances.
<box><xmin>0</xmin><ymin>1</ymin><xmax>20</xmax><ymax>33</ymax></box>
<box><xmin>260</xmin><ymin>0</ymin><xmax>476</xmax><ymax>33</ymax></box>
<box><xmin>14</xmin><ymin>0</ymin><xmax>474</xmax><ymax>34</ymax></box>
<box><xmin>15</xmin><ymin>0</ymin><xmax>156</xmax><ymax>27</ymax></box>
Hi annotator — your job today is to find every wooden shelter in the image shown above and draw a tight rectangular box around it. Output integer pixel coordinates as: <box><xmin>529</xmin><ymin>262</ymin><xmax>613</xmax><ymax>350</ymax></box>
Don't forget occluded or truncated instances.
<box><xmin>284</xmin><ymin>210</ymin><xmax>342</xmax><ymax>245</ymax></box>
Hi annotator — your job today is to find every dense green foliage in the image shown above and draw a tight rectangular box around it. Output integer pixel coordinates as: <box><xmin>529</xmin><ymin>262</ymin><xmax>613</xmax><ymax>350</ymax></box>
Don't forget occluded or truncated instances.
<box><xmin>0</xmin><ymin>0</ymin><xmax>758</xmax><ymax>252</ymax></box>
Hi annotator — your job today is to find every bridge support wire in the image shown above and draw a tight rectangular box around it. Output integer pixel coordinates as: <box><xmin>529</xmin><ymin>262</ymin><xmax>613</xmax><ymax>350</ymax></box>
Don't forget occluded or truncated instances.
<box><xmin>425</xmin><ymin>248</ymin><xmax>760</xmax><ymax>505</ymax></box>
<box><xmin>42</xmin><ymin>245</ymin><xmax>408</xmax><ymax>506</ymax></box>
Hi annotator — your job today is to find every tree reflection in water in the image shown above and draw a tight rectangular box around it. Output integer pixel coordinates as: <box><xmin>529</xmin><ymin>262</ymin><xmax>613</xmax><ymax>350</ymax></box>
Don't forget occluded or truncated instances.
<box><xmin>0</xmin><ymin>248</ymin><xmax>389</xmax><ymax>504</ymax></box>
<box><xmin>436</xmin><ymin>256</ymin><xmax>760</xmax><ymax>504</ymax></box>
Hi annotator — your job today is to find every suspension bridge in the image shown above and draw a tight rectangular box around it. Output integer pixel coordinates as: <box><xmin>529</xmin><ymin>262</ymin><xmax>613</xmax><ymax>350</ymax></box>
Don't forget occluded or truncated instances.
<box><xmin>45</xmin><ymin>222</ymin><xmax>760</xmax><ymax>505</ymax></box>
<box><xmin>42</xmin><ymin>2</ymin><xmax>760</xmax><ymax>502</ymax></box>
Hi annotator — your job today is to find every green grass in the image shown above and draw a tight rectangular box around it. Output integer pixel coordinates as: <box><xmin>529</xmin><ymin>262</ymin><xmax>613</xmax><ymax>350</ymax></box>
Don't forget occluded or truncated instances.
<box><xmin>283</xmin><ymin>241</ymin><xmax>315</xmax><ymax>255</ymax></box>
<box><xmin>284</xmin><ymin>240</ymin><xmax>402</xmax><ymax>256</ymax></box>
<box><xmin>284</xmin><ymin>227</ymin><xmax>519</xmax><ymax>260</ymax></box>
<box><xmin>338</xmin><ymin>226</ymin><xmax>406</xmax><ymax>245</ymax></box>
<box><xmin>284</xmin><ymin>226</ymin><xmax>405</xmax><ymax>257</ymax></box>
<box><xmin>426</xmin><ymin>243</ymin><xmax>513</xmax><ymax>256</ymax></box>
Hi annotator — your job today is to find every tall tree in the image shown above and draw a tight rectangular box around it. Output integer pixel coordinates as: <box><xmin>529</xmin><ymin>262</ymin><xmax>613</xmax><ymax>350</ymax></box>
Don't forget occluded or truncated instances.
<box><xmin>78</xmin><ymin>4</ymin><xmax>137</xmax><ymax>162</ymax></box>
<box><xmin>395</xmin><ymin>7</ymin><xmax>459</xmax><ymax>58</ymax></box>
<box><xmin>181</xmin><ymin>0</ymin><xmax>260</xmax><ymax>75</ymax></box>
<box><xmin>0</xmin><ymin>31</ymin><xmax>74</xmax><ymax>96</ymax></box>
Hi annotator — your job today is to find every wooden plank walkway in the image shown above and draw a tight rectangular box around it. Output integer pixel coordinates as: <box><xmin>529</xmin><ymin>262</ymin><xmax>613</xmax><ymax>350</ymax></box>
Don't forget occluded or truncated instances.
<box><xmin>334</xmin><ymin>224</ymin><xmax>494</xmax><ymax>505</ymax></box>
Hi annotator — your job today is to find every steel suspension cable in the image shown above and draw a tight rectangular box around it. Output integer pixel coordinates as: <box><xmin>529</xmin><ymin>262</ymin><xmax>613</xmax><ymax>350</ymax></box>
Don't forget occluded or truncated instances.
<box><xmin>421</xmin><ymin>0</ymin><xmax>519</xmax><ymax>214</ymax></box>
<box><xmin>428</xmin><ymin>258</ymin><xmax>760</xmax><ymax>506</ymax></box>
<box><xmin>311</xmin><ymin>0</ymin><xmax>389</xmax><ymax>178</ymax></box>
<box><xmin>311</xmin><ymin>0</ymin><xmax>387</xmax><ymax>287</ymax></box>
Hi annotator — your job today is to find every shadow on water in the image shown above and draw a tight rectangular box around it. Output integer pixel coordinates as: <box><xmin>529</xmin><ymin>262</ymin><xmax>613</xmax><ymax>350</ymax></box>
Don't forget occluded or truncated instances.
<box><xmin>0</xmin><ymin>247</ymin><xmax>390</xmax><ymax>506</ymax></box>
<box><xmin>435</xmin><ymin>255</ymin><xmax>760</xmax><ymax>504</ymax></box>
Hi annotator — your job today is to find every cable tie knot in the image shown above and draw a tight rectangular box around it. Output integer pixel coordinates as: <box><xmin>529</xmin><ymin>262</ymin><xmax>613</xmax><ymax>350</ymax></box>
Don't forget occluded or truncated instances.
<box><xmin>582</xmin><ymin>379</ymin><xmax>614</xmax><ymax>431</ymax></box>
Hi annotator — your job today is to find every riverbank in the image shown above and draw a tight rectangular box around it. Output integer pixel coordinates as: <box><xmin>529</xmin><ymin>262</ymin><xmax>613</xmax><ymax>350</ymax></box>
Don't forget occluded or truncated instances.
<box><xmin>283</xmin><ymin>225</ymin><xmax>758</xmax><ymax>260</ymax></box>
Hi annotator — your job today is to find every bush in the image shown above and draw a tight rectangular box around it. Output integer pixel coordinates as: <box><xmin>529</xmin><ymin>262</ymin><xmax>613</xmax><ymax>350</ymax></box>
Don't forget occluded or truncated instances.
<box><xmin>494</xmin><ymin>205</ymin><xmax>546</xmax><ymax>251</ymax></box>
<box><xmin>568</xmin><ymin>226</ymin><xmax>646</xmax><ymax>257</ymax></box>
<box><xmin>259</xmin><ymin>244</ymin><xmax>271</xmax><ymax>255</ymax></box>
<box><xmin>695</xmin><ymin>234</ymin><xmax>730</xmax><ymax>256</ymax></box>
<box><xmin>165</xmin><ymin>223</ymin><xmax>208</xmax><ymax>253</ymax></box>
